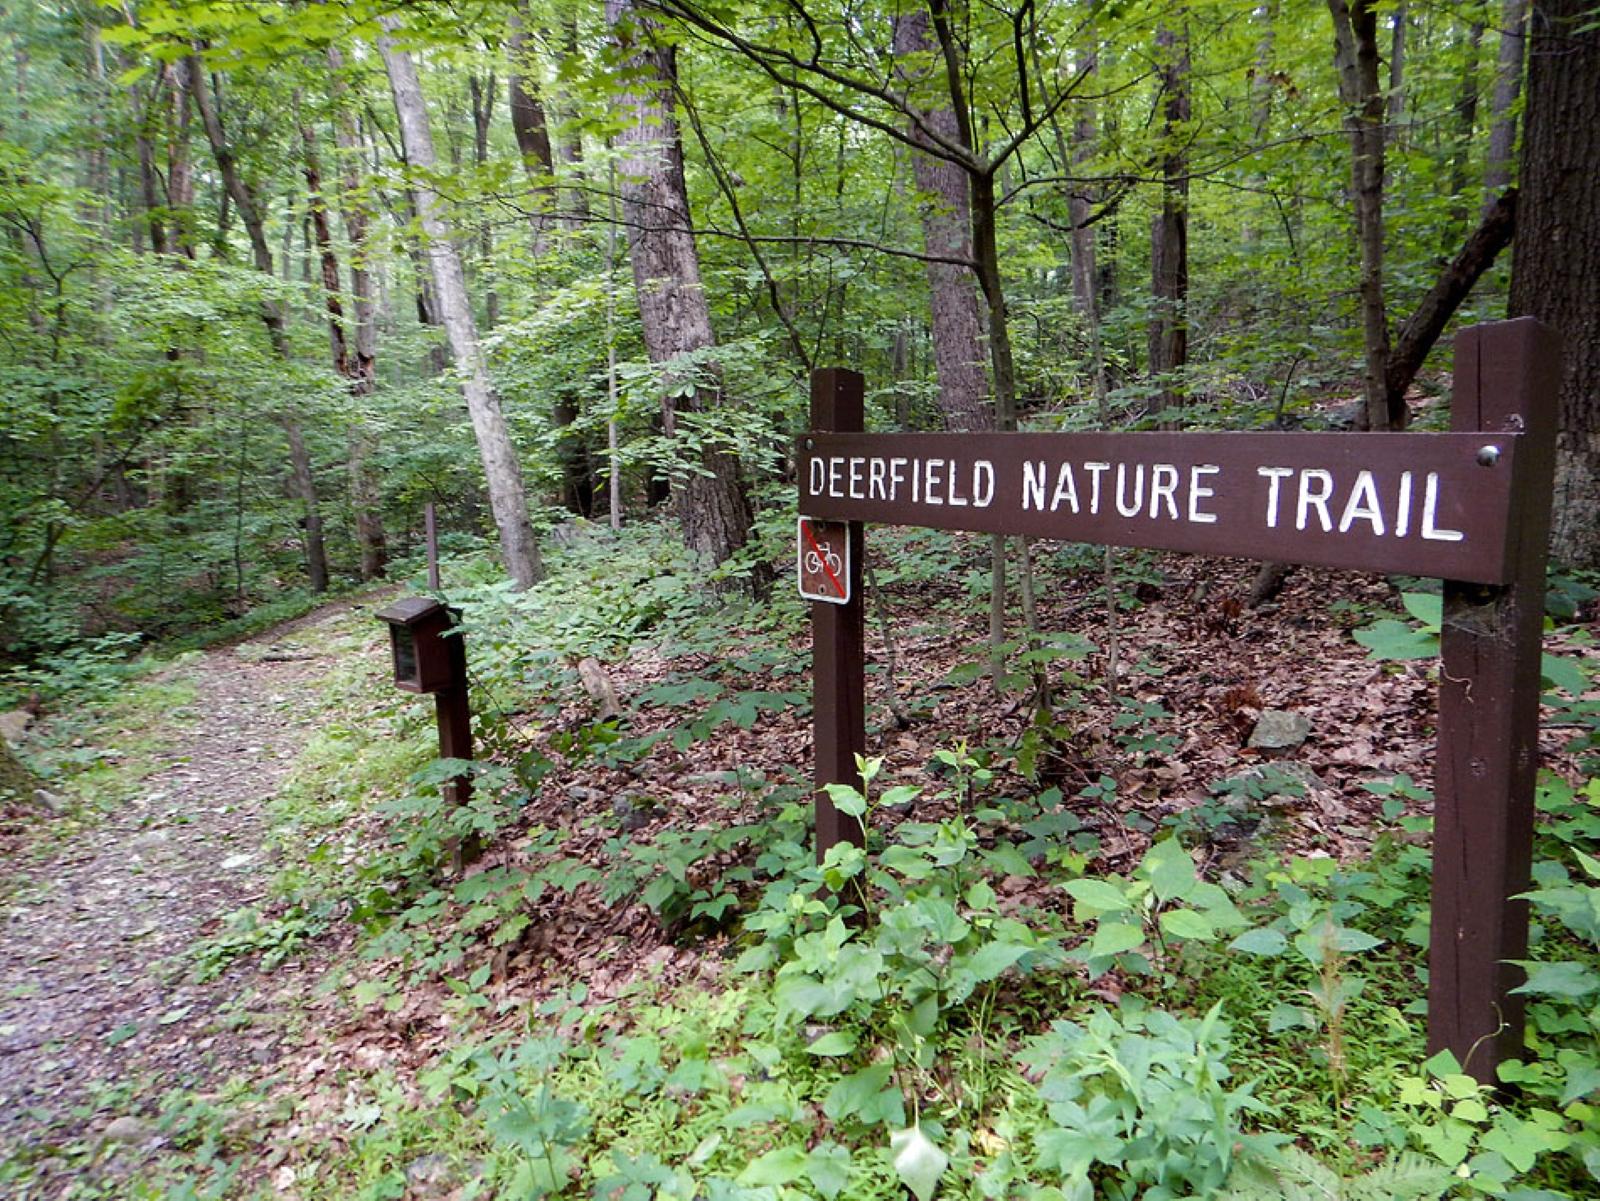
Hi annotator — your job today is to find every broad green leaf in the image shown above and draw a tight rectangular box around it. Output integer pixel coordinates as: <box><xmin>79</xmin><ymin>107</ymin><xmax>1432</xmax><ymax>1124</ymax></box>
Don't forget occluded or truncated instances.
<box><xmin>823</xmin><ymin>1065</ymin><xmax>904</xmax><ymax>1127</ymax></box>
<box><xmin>738</xmin><ymin>1146</ymin><xmax>809</xmax><ymax>1186</ymax></box>
<box><xmin>1268</xmin><ymin>1003</ymin><xmax>1314</xmax><ymax>1032</ymax></box>
<box><xmin>1140</xmin><ymin>837</ymin><xmax>1198</xmax><ymax>903</ymax></box>
<box><xmin>1087</xmin><ymin>921</ymin><xmax>1146</xmax><ymax>959</ymax></box>
<box><xmin>1062</xmin><ymin>878</ymin><xmax>1132</xmax><ymax>916</ymax></box>
<box><xmin>1158</xmin><ymin>907</ymin><xmax>1215</xmax><ymax>942</ymax></box>
<box><xmin>890</xmin><ymin>1125</ymin><xmax>948</xmax><ymax>1201</ymax></box>
<box><xmin>1228</xmin><ymin>926</ymin><xmax>1288</xmax><ymax>956</ymax></box>
<box><xmin>961</xmin><ymin>940</ymin><xmax>1033</xmax><ymax>983</ymax></box>
<box><xmin>1353</xmin><ymin>618</ymin><xmax>1439</xmax><ymax>660</ymax></box>
<box><xmin>1512</xmin><ymin>960</ymin><xmax>1600</xmax><ymax>999</ymax></box>
<box><xmin>806</xmin><ymin>1143</ymin><xmax>853</xmax><ymax>1200</ymax></box>
<box><xmin>806</xmin><ymin>1030</ymin><xmax>857</xmax><ymax>1057</ymax></box>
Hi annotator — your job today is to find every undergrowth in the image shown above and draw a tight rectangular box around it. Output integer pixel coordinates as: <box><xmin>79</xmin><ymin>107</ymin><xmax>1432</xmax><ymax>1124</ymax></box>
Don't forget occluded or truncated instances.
<box><xmin>17</xmin><ymin>523</ymin><xmax>1598</xmax><ymax>1199</ymax></box>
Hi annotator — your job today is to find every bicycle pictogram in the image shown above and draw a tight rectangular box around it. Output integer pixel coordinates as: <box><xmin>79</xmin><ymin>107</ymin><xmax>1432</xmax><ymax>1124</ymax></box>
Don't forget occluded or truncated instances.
<box><xmin>796</xmin><ymin>518</ymin><xmax>851</xmax><ymax>605</ymax></box>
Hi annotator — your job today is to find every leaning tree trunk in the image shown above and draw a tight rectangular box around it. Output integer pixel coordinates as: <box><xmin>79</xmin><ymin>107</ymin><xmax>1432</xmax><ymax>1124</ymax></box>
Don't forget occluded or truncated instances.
<box><xmin>606</xmin><ymin>0</ymin><xmax>758</xmax><ymax>576</ymax></box>
<box><xmin>378</xmin><ymin>19</ymin><xmax>543</xmax><ymax>589</ymax></box>
<box><xmin>1147</xmin><ymin>20</ymin><xmax>1190</xmax><ymax>426</ymax></box>
<box><xmin>1509</xmin><ymin>0</ymin><xmax>1600</xmax><ymax>569</ymax></box>
<box><xmin>190</xmin><ymin>56</ymin><xmax>330</xmax><ymax>591</ymax></box>
<box><xmin>891</xmin><ymin>8</ymin><xmax>991</xmax><ymax>434</ymax></box>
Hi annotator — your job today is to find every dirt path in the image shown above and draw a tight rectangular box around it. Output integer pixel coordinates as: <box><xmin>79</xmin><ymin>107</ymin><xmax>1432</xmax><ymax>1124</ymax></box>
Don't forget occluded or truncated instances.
<box><xmin>0</xmin><ymin>609</ymin><xmax>351</xmax><ymax>1165</ymax></box>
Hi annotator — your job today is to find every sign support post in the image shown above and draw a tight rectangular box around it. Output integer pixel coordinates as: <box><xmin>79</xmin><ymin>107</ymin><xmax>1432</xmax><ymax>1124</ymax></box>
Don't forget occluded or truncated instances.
<box><xmin>1428</xmin><ymin>317</ymin><xmax>1561</xmax><ymax>1083</ymax></box>
<box><xmin>809</xmin><ymin>369</ymin><xmax>867</xmax><ymax>863</ymax></box>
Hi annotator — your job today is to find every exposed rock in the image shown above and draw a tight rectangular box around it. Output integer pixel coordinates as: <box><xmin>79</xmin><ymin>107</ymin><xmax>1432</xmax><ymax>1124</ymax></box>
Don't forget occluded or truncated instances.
<box><xmin>1248</xmin><ymin>709</ymin><xmax>1311</xmax><ymax>751</ymax></box>
<box><xmin>0</xmin><ymin>710</ymin><xmax>32</xmax><ymax>743</ymax></box>
<box><xmin>100</xmin><ymin>1115</ymin><xmax>150</xmax><ymax>1144</ymax></box>
<box><xmin>33</xmin><ymin>789</ymin><xmax>67</xmax><ymax>814</ymax></box>
<box><xmin>405</xmin><ymin>1153</ymin><xmax>456</xmax><ymax>1191</ymax></box>
<box><xmin>1</xmin><ymin>737</ymin><xmax>40</xmax><ymax>800</ymax></box>
<box><xmin>611</xmin><ymin>793</ymin><xmax>655</xmax><ymax>833</ymax></box>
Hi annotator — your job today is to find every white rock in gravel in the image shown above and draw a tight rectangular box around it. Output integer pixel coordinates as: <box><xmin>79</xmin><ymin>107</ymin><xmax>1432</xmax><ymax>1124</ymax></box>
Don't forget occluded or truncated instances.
<box><xmin>100</xmin><ymin>1116</ymin><xmax>150</xmax><ymax>1143</ymax></box>
<box><xmin>1248</xmin><ymin>709</ymin><xmax>1312</xmax><ymax>750</ymax></box>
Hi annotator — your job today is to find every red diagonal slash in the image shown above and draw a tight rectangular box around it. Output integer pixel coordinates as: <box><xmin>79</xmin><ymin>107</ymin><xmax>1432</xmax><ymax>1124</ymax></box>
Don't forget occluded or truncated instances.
<box><xmin>800</xmin><ymin>519</ymin><xmax>847</xmax><ymax>598</ymax></box>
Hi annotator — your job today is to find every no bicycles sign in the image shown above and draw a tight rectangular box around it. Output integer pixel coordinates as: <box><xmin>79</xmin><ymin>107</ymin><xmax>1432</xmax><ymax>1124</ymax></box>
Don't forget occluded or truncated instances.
<box><xmin>797</xmin><ymin>518</ymin><xmax>851</xmax><ymax>604</ymax></box>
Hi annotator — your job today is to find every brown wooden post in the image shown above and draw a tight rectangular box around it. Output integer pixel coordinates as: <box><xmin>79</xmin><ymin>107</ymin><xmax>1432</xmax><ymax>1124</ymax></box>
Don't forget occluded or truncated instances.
<box><xmin>425</xmin><ymin>501</ymin><xmax>442</xmax><ymax>591</ymax></box>
<box><xmin>436</xmin><ymin>614</ymin><xmax>479</xmax><ymax>870</ymax></box>
<box><xmin>1428</xmin><ymin>317</ymin><xmax>1562</xmax><ymax>1083</ymax></box>
<box><xmin>810</xmin><ymin>368</ymin><xmax>867</xmax><ymax>862</ymax></box>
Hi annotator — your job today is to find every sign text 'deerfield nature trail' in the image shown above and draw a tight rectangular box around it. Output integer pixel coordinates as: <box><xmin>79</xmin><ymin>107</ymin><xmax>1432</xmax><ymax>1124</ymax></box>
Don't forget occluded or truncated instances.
<box><xmin>798</xmin><ymin>431</ymin><xmax>1521</xmax><ymax>583</ymax></box>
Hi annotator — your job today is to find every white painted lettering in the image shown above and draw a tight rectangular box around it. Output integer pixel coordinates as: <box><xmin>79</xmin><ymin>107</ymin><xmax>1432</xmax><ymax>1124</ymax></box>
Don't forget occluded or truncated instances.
<box><xmin>1023</xmin><ymin>461</ymin><xmax>1047</xmax><ymax>511</ymax></box>
<box><xmin>1149</xmin><ymin>464</ymin><xmax>1180</xmax><ymax>520</ymax></box>
<box><xmin>972</xmin><ymin>460</ymin><xmax>995</xmax><ymax>508</ymax></box>
<box><xmin>925</xmin><ymin>458</ymin><xmax>944</xmax><ymax>505</ymax></box>
<box><xmin>1051</xmin><ymin>463</ymin><xmax>1080</xmax><ymax>513</ymax></box>
<box><xmin>1085</xmin><ymin>462</ymin><xmax>1111</xmax><ymax>515</ymax></box>
<box><xmin>808</xmin><ymin>456</ymin><xmax>825</xmax><ymax>496</ymax></box>
<box><xmin>1338</xmin><ymin>470</ymin><xmax>1385</xmax><ymax>535</ymax></box>
<box><xmin>1421</xmin><ymin>472</ymin><xmax>1465</xmax><ymax>542</ymax></box>
<box><xmin>848</xmin><ymin>456</ymin><xmax>865</xmax><ymax>499</ymax></box>
<box><xmin>889</xmin><ymin>458</ymin><xmax>908</xmax><ymax>503</ymax></box>
<box><xmin>868</xmin><ymin>457</ymin><xmax>887</xmax><ymax>500</ymax></box>
<box><xmin>1189</xmin><ymin>465</ymin><xmax>1219</xmax><ymax>524</ymax></box>
<box><xmin>1258</xmin><ymin>467</ymin><xmax>1295</xmax><ymax>528</ymax></box>
<box><xmin>1395</xmin><ymin>471</ymin><xmax>1414</xmax><ymax>537</ymax></box>
<box><xmin>1296</xmin><ymin>469</ymin><xmax>1335</xmax><ymax>532</ymax></box>
<box><xmin>1115</xmin><ymin>463</ymin><xmax>1145</xmax><ymax>518</ymax></box>
<box><xmin>947</xmin><ymin>462</ymin><xmax>969</xmax><ymax>506</ymax></box>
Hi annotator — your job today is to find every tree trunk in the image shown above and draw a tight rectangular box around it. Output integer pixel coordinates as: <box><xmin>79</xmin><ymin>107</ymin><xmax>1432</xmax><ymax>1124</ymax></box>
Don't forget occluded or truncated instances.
<box><xmin>1386</xmin><ymin>2</ymin><xmax>1408</xmax><ymax>144</ymax></box>
<box><xmin>508</xmin><ymin>5</ymin><xmax>557</xmax><ymax>252</ymax></box>
<box><xmin>1483</xmin><ymin>0</ymin><xmax>1528</xmax><ymax>213</ymax></box>
<box><xmin>1148</xmin><ymin>20</ymin><xmax>1190</xmax><ymax>425</ymax></box>
<box><xmin>168</xmin><ymin>61</ymin><xmax>195</xmax><ymax>257</ymax></box>
<box><xmin>190</xmin><ymin>56</ymin><xmax>330</xmax><ymax>591</ymax></box>
<box><xmin>1328</xmin><ymin>0</ymin><xmax>1393</xmax><ymax>429</ymax></box>
<box><xmin>378</xmin><ymin>19</ymin><xmax>543</xmax><ymax>589</ymax></box>
<box><xmin>1445</xmin><ymin>21</ymin><xmax>1484</xmax><ymax>245</ymax></box>
<box><xmin>327</xmin><ymin>48</ymin><xmax>387</xmax><ymax>580</ymax></box>
<box><xmin>1509</xmin><ymin>0</ymin><xmax>1600</xmax><ymax>568</ymax></box>
<box><xmin>468</xmin><ymin>72</ymin><xmax>499</xmax><ymax>328</ymax></box>
<box><xmin>891</xmin><ymin>8</ymin><xmax>991</xmax><ymax>434</ymax></box>
<box><xmin>606</xmin><ymin>0</ymin><xmax>759</xmax><ymax>576</ymax></box>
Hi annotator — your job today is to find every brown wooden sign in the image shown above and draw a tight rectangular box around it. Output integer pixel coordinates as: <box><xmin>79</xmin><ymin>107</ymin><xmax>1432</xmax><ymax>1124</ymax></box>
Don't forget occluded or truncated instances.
<box><xmin>802</xmin><ymin>319</ymin><xmax>1562</xmax><ymax>1088</ymax></box>
<box><xmin>799</xmin><ymin>431</ymin><xmax>1521</xmax><ymax>584</ymax></box>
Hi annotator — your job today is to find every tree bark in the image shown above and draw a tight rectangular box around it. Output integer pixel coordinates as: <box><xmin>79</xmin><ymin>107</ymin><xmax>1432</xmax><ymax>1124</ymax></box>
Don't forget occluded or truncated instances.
<box><xmin>1483</xmin><ymin>0</ymin><xmax>1529</xmax><ymax>212</ymax></box>
<box><xmin>190</xmin><ymin>55</ymin><xmax>330</xmax><ymax>591</ymax></box>
<box><xmin>1148</xmin><ymin>19</ymin><xmax>1190</xmax><ymax>425</ymax></box>
<box><xmin>327</xmin><ymin>48</ymin><xmax>387</xmax><ymax>580</ymax></box>
<box><xmin>891</xmin><ymin>9</ymin><xmax>990</xmax><ymax>434</ymax></box>
<box><xmin>378</xmin><ymin>19</ymin><xmax>543</xmax><ymax>589</ymax></box>
<box><xmin>1328</xmin><ymin>0</ymin><xmax>1393</xmax><ymax>429</ymax></box>
<box><xmin>606</xmin><ymin>0</ymin><xmax>759</xmax><ymax>577</ymax></box>
<box><xmin>508</xmin><ymin>5</ymin><xmax>556</xmax><ymax>252</ymax></box>
<box><xmin>1509</xmin><ymin>0</ymin><xmax>1600</xmax><ymax>568</ymax></box>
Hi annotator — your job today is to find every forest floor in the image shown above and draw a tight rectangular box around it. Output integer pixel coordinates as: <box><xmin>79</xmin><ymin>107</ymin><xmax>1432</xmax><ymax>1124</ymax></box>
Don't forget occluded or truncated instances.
<box><xmin>0</xmin><ymin>598</ymin><xmax>384</xmax><ymax>1196</ymax></box>
<box><xmin>0</xmin><ymin>535</ymin><xmax>1593</xmax><ymax>1199</ymax></box>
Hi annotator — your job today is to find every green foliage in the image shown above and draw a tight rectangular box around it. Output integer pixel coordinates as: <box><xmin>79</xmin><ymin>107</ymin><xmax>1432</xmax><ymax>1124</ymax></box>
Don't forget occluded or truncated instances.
<box><xmin>1022</xmin><ymin>1002</ymin><xmax>1280</xmax><ymax>1199</ymax></box>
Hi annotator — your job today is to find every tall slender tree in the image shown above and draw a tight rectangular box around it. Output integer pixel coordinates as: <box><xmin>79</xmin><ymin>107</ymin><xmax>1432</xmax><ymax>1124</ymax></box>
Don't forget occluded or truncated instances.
<box><xmin>378</xmin><ymin>18</ymin><xmax>543</xmax><ymax>589</ymax></box>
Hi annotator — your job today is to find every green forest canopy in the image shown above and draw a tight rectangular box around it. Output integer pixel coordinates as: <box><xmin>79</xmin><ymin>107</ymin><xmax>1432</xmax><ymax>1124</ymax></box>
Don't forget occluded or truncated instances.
<box><xmin>2</xmin><ymin>0</ymin><xmax>1596</xmax><ymax>662</ymax></box>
